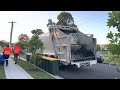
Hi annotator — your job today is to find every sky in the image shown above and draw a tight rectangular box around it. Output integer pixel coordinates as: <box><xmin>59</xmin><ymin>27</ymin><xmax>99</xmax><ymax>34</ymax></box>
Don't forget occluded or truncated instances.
<box><xmin>0</xmin><ymin>11</ymin><xmax>113</xmax><ymax>44</ymax></box>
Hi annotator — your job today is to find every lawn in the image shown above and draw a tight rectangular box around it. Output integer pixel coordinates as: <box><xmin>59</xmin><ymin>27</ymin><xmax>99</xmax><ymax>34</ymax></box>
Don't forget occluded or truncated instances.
<box><xmin>11</xmin><ymin>57</ymin><xmax>55</xmax><ymax>79</ymax></box>
<box><xmin>0</xmin><ymin>65</ymin><xmax>6</xmax><ymax>79</ymax></box>
<box><xmin>102</xmin><ymin>54</ymin><xmax>120</xmax><ymax>65</ymax></box>
<box><xmin>102</xmin><ymin>54</ymin><xmax>111</xmax><ymax>63</ymax></box>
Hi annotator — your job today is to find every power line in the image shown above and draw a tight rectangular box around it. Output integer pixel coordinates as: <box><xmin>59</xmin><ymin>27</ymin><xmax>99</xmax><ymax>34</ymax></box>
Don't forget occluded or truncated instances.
<box><xmin>77</xmin><ymin>13</ymin><xmax>106</xmax><ymax>26</ymax></box>
<box><xmin>78</xmin><ymin>16</ymin><xmax>107</xmax><ymax>34</ymax></box>
<box><xmin>83</xmin><ymin>16</ymin><xmax>107</xmax><ymax>25</ymax></box>
<box><xmin>76</xmin><ymin>13</ymin><xmax>106</xmax><ymax>27</ymax></box>
<box><xmin>80</xmin><ymin>14</ymin><xmax>106</xmax><ymax>24</ymax></box>
<box><xmin>76</xmin><ymin>19</ymin><xmax>105</xmax><ymax>31</ymax></box>
<box><xmin>79</xmin><ymin>11</ymin><xmax>100</xmax><ymax>23</ymax></box>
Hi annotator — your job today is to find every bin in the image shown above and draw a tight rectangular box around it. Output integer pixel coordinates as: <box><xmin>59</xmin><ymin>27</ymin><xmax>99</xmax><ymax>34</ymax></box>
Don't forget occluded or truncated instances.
<box><xmin>0</xmin><ymin>54</ymin><xmax>5</xmax><ymax>65</ymax></box>
<box><xmin>49</xmin><ymin>60</ymin><xmax>59</xmax><ymax>75</ymax></box>
<box><xmin>39</xmin><ymin>59</ymin><xmax>43</xmax><ymax>68</ymax></box>
<box><xmin>41</xmin><ymin>56</ymin><xmax>59</xmax><ymax>75</ymax></box>
<box><xmin>42</xmin><ymin>59</ymin><xmax>46</xmax><ymax>70</ymax></box>
<box><xmin>45</xmin><ymin>60</ymin><xmax>49</xmax><ymax>72</ymax></box>
<box><xmin>41</xmin><ymin>59</ymin><xmax>43</xmax><ymax>69</ymax></box>
<box><xmin>26</xmin><ymin>54</ymin><xmax>31</xmax><ymax>62</ymax></box>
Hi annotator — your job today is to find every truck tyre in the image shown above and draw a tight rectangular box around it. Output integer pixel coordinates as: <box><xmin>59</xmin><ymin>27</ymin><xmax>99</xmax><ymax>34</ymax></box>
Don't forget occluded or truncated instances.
<box><xmin>97</xmin><ymin>58</ymin><xmax>103</xmax><ymax>63</ymax></box>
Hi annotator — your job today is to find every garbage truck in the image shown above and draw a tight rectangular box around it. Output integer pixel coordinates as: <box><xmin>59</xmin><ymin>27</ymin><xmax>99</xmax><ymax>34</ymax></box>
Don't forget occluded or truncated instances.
<box><xmin>39</xmin><ymin>22</ymin><xmax>97</xmax><ymax>68</ymax></box>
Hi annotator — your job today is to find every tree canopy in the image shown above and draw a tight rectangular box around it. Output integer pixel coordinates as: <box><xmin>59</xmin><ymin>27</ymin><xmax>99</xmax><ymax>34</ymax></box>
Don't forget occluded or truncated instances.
<box><xmin>0</xmin><ymin>41</ymin><xmax>5</xmax><ymax>48</ymax></box>
<box><xmin>107</xmin><ymin>11</ymin><xmax>120</xmax><ymax>56</ymax></box>
<box><xmin>107</xmin><ymin>11</ymin><xmax>120</xmax><ymax>32</ymax></box>
<box><xmin>31</xmin><ymin>29</ymin><xmax>43</xmax><ymax>35</ymax></box>
<box><xmin>26</xmin><ymin>29</ymin><xmax>44</xmax><ymax>69</ymax></box>
<box><xmin>56</xmin><ymin>11</ymin><xmax>77</xmax><ymax>27</ymax></box>
<box><xmin>16</xmin><ymin>41</ymin><xmax>26</xmax><ymax>50</ymax></box>
<box><xmin>18</xmin><ymin>34</ymin><xmax>29</xmax><ymax>44</ymax></box>
<box><xmin>28</xmin><ymin>29</ymin><xmax>44</xmax><ymax>53</ymax></box>
<box><xmin>47</xmin><ymin>19</ymin><xmax>53</xmax><ymax>27</ymax></box>
<box><xmin>28</xmin><ymin>35</ymin><xmax>44</xmax><ymax>53</ymax></box>
<box><xmin>97</xmin><ymin>44</ymin><xmax>101</xmax><ymax>51</ymax></box>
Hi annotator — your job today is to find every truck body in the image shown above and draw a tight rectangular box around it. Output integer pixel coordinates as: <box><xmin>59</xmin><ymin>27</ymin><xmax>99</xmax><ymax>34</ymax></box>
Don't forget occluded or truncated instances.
<box><xmin>39</xmin><ymin>24</ymin><xmax>97</xmax><ymax>68</ymax></box>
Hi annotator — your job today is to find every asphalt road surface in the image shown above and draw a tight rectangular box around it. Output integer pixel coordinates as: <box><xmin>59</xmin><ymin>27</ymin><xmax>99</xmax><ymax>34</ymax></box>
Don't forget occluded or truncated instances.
<box><xmin>20</xmin><ymin>54</ymin><xmax>120</xmax><ymax>79</ymax></box>
<box><xmin>58</xmin><ymin>63</ymin><xmax>120</xmax><ymax>79</ymax></box>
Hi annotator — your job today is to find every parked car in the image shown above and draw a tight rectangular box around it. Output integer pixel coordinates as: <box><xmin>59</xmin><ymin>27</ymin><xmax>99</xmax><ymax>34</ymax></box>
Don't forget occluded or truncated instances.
<box><xmin>96</xmin><ymin>54</ymin><xmax>104</xmax><ymax>63</ymax></box>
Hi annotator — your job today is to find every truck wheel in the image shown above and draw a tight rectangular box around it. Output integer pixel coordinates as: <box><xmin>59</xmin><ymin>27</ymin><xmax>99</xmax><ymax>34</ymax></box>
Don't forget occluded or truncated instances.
<box><xmin>97</xmin><ymin>58</ymin><xmax>103</xmax><ymax>63</ymax></box>
<box><xmin>59</xmin><ymin>64</ymin><xmax>66</xmax><ymax>70</ymax></box>
<box><xmin>59</xmin><ymin>66</ymin><xmax>64</xmax><ymax>70</ymax></box>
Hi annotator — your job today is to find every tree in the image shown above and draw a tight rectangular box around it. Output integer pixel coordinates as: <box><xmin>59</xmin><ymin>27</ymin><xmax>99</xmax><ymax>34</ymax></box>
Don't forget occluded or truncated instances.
<box><xmin>28</xmin><ymin>35</ymin><xmax>44</xmax><ymax>54</ymax></box>
<box><xmin>0</xmin><ymin>41</ymin><xmax>5</xmax><ymax>52</ymax></box>
<box><xmin>0</xmin><ymin>40</ymin><xmax>9</xmax><ymax>48</ymax></box>
<box><xmin>97</xmin><ymin>44</ymin><xmax>101</xmax><ymax>51</ymax></box>
<box><xmin>47</xmin><ymin>19</ymin><xmax>53</xmax><ymax>27</ymax></box>
<box><xmin>28</xmin><ymin>30</ymin><xmax>44</xmax><ymax>69</ymax></box>
<box><xmin>107</xmin><ymin>11</ymin><xmax>120</xmax><ymax>32</ymax></box>
<box><xmin>107</xmin><ymin>44</ymin><xmax>120</xmax><ymax>63</ymax></box>
<box><xmin>0</xmin><ymin>41</ymin><xmax>5</xmax><ymax>48</ymax></box>
<box><xmin>16</xmin><ymin>41</ymin><xmax>26</xmax><ymax>50</ymax></box>
<box><xmin>56</xmin><ymin>11</ymin><xmax>77</xmax><ymax>27</ymax></box>
<box><xmin>31</xmin><ymin>29</ymin><xmax>43</xmax><ymax>35</ymax></box>
<box><xmin>106</xmin><ymin>11</ymin><xmax>120</xmax><ymax>63</ymax></box>
<box><xmin>30</xmin><ymin>52</ymin><xmax>42</xmax><ymax>67</ymax></box>
<box><xmin>18</xmin><ymin>34</ymin><xmax>30</xmax><ymax>44</ymax></box>
<box><xmin>107</xmin><ymin>44</ymin><xmax>120</xmax><ymax>55</ymax></box>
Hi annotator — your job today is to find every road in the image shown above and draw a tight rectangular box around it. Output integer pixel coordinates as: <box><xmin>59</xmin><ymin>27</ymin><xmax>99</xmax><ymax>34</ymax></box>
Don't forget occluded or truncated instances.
<box><xmin>20</xmin><ymin>54</ymin><xmax>120</xmax><ymax>79</ymax></box>
<box><xmin>58</xmin><ymin>63</ymin><xmax>120</xmax><ymax>79</ymax></box>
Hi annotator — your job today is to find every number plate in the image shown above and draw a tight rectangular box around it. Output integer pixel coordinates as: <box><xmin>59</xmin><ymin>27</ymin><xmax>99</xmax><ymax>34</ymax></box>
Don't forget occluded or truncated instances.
<box><xmin>80</xmin><ymin>62</ymin><xmax>90</xmax><ymax>66</ymax></box>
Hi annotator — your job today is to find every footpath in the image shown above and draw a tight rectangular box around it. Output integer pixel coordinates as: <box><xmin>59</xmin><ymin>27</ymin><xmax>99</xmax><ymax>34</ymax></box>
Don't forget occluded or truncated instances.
<box><xmin>4</xmin><ymin>58</ymin><xmax>33</xmax><ymax>79</ymax></box>
<box><xmin>2</xmin><ymin>52</ymin><xmax>63</xmax><ymax>79</ymax></box>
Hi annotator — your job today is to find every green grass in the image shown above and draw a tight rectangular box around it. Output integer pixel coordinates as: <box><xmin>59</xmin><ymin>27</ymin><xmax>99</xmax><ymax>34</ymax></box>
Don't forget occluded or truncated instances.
<box><xmin>102</xmin><ymin>54</ymin><xmax>120</xmax><ymax>65</ymax></box>
<box><xmin>11</xmin><ymin>57</ymin><xmax>55</xmax><ymax>79</ymax></box>
<box><xmin>102</xmin><ymin>54</ymin><xmax>111</xmax><ymax>63</ymax></box>
<box><xmin>0</xmin><ymin>65</ymin><xmax>6</xmax><ymax>79</ymax></box>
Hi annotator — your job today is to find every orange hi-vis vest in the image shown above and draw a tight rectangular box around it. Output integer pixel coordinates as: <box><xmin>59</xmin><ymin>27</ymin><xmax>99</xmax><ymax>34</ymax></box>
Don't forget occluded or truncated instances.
<box><xmin>3</xmin><ymin>47</ymin><xmax>11</xmax><ymax>55</ymax></box>
<box><xmin>13</xmin><ymin>45</ymin><xmax>21</xmax><ymax>54</ymax></box>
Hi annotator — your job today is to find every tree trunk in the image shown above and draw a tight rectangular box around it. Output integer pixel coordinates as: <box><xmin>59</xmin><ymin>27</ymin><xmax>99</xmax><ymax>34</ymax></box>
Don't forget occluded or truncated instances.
<box><xmin>33</xmin><ymin>53</ymin><xmax>36</xmax><ymax>70</ymax></box>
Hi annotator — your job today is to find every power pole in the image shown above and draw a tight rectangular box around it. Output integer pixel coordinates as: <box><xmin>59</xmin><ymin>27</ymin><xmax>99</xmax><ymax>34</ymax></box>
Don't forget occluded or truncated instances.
<box><xmin>8</xmin><ymin>21</ymin><xmax>16</xmax><ymax>47</ymax></box>
<box><xmin>108</xmin><ymin>28</ymin><xmax>109</xmax><ymax>44</ymax></box>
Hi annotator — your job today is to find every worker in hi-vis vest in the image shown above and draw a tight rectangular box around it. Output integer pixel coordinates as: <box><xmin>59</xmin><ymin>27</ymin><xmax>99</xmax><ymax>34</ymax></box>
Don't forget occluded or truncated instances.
<box><xmin>3</xmin><ymin>44</ymin><xmax>11</xmax><ymax>66</ymax></box>
<box><xmin>13</xmin><ymin>44</ymin><xmax>21</xmax><ymax>64</ymax></box>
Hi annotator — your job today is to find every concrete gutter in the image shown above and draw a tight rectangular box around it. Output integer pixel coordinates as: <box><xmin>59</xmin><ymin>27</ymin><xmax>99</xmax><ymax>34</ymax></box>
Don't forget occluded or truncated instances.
<box><xmin>103</xmin><ymin>62</ymin><xmax>120</xmax><ymax>66</ymax></box>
